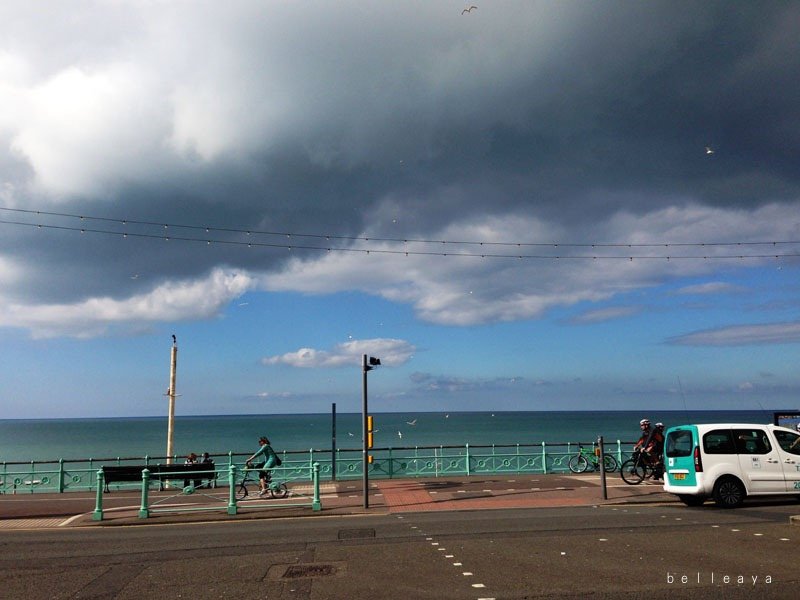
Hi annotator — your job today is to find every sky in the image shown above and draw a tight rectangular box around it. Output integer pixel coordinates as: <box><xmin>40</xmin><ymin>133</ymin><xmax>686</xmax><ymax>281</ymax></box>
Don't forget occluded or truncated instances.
<box><xmin>1</xmin><ymin>1</ymin><xmax>799</xmax><ymax>419</ymax></box>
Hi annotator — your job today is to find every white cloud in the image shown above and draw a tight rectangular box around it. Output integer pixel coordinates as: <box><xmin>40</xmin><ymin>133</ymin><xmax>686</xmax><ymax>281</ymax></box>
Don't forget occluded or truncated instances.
<box><xmin>261</xmin><ymin>202</ymin><xmax>800</xmax><ymax>326</ymax></box>
<box><xmin>674</xmin><ymin>282</ymin><xmax>740</xmax><ymax>295</ymax></box>
<box><xmin>669</xmin><ymin>321</ymin><xmax>800</xmax><ymax>346</ymax></box>
<box><xmin>0</xmin><ymin>268</ymin><xmax>253</xmax><ymax>339</ymax></box>
<box><xmin>9</xmin><ymin>63</ymin><xmax>171</xmax><ymax>197</ymax></box>
<box><xmin>569</xmin><ymin>306</ymin><xmax>641</xmax><ymax>324</ymax></box>
<box><xmin>262</xmin><ymin>338</ymin><xmax>415</xmax><ymax>368</ymax></box>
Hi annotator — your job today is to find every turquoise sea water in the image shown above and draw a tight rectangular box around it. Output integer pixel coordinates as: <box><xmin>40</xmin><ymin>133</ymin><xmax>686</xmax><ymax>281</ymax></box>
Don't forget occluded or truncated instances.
<box><xmin>0</xmin><ymin>410</ymin><xmax>783</xmax><ymax>464</ymax></box>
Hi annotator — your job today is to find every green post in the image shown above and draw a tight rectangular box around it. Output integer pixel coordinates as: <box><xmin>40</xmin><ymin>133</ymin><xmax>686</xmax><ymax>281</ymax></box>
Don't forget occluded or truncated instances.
<box><xmin>388</xmin><ymin>447</ymin><xmax>394</xmax><ymax>479</ymax></box>
<box><xmin>92</xmin><ymin>469</ymin><xmax>104</xmax><ymax>521</ymax></box>
<box><xmin>58</xmin><ymin>459</ymin><xmax>65</xmax><ymax>493</ymax></box>
<box><xmin>227</xmin><ymin>465</ymin><xmax>237</xmax><ymax>515</ymax></box>
<box><xmin>311</xmin><ymin>462</ymin><xmax>321</xmax><ymax>511</ymax></box>
<box><xmin>465</xmin><ymin>444</ymin><xmax>471</xmax><ymax>476</ymax></box>
<box><xmin>138</xmin><ymin>468</ymin><xmax>150</xmax><ymax>518</ymax></box>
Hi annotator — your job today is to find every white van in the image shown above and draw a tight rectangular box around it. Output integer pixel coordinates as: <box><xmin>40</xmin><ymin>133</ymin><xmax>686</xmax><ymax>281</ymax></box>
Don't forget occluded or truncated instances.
<box><xmin>663</xmin><ymin>423</ymin><xmax>800</xmax><ymax>507</ymax></box>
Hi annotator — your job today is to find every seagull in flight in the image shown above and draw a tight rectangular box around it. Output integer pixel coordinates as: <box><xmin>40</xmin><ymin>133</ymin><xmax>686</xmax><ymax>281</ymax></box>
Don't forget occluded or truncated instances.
<box><xmin>705</xmin><ymin>146</ymin><xmax>715</xmax><ymax>155</ymax></box>
<box><xmin>462</xmin><ymin>5</ymin><xmax>477</xmax><ymax>14</ymax></box>
<box><xmin>406</xmin><ymin>419</ymin><xmax>417</xmax><ymax>426</ymax></box>
<box><xmin>398</xmin><ymin>431</ymin><xmax>403</xmax><ymax>439</ymax></box>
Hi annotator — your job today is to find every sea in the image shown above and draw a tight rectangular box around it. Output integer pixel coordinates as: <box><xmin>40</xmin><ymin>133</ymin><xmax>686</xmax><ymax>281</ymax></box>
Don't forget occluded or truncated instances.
<box><xmin>1</xmin><ymin>409</ymin><xmax>791</xmax><ymax>464</ymax></box>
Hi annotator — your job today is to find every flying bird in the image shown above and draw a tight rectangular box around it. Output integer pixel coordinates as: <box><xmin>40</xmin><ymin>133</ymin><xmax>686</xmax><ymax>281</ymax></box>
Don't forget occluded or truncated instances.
<box><xmin>406</xmin><ymin>419</ymin><xmax>417</xmax><ymax>426</ymax></box>
<box><xmin>705</xmin><ymin>146</ymin><xmax>715</xmax><ymax>155</ymax></box>
<box><xmin>398</xmin><ymin>431</ymin><xmax>403</xmax><ymax>439</ymax></box>
<box><xmin>462</xmin><ymin>5</ymin><xmax>477</xmax><ymax>14</ymax></box>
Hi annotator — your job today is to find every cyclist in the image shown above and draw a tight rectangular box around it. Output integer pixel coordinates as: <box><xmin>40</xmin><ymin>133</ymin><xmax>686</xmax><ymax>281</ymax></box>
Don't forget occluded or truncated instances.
<box><xmin>648</xmin><ymin>423</ymin><xmax>666</xmax><ymax>480</ymax></box>
<box><xmin>246</xmin><ymin>436</ymin><xmax>279</xmax><ymax>497</ymax></box>
<box><xmin>634</xmin><ymin>419</ymin><xmax>651</xmax><ymax>452</ymax></box>
<box><xmin>633</xmin><ymin>418</ymin><xmax>660</xmax><ymax>476</ymax></box>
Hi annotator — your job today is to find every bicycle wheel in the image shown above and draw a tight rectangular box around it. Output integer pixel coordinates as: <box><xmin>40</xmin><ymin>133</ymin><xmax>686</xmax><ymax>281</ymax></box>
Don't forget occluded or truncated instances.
<box><xmin>602</xmin><ymin>454</ymin><xmax>618</xmax><ymax>473</ymax></box>
<box><xmin>568</xmin><ymin>454</ymin><xmax>589</xmax><ymax>473</ymax></box>
<box><xmin>620</xmin><ymin>459</ymin><xmax>645</xmax><ymax>485</ymax></box>
<box><xmin>235</xmin><ymin>480</ymin><xmax>249</xmax><ymax>500</ymax></box>
<box><xmin>270</xmin><ymin>483</ymin><xmax>289</xmax><ymax>499</ymax></box>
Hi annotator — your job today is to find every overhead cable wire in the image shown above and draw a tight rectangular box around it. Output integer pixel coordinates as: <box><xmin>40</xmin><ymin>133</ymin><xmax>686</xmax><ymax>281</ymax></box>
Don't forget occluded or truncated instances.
<box><xmin>3</xmin><ymin>206</ymin><xmax>799</xmax><ymax>251</ymax></box>
<box><xmin>2</xmin><ymin>217</ymin><xmax>798</xmax><ymax>261</ymax></box>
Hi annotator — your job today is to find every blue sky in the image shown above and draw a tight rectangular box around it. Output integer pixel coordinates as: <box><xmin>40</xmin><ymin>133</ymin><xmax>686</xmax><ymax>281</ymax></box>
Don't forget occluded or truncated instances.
<box><xmin>1</xmin><ymin>1</ymin><xmax>799</xmax><ymax>418</ymax></box>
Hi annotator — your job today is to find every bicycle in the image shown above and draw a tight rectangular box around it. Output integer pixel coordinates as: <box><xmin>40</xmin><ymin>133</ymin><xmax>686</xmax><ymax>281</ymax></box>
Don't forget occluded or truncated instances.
<box><xmin>619</xmin><ymin>448</ymin><xmax>659</xmax><ymax>485</ymax></box>
<box><xmin>567</xmin><ymin>444</ymin><xmax>618</xmax><ymax>473</ymax></box>
<box><xmin>236</xmin><ymin>464</ymin><xmax>289</xmax><ymax>500</ymax></box>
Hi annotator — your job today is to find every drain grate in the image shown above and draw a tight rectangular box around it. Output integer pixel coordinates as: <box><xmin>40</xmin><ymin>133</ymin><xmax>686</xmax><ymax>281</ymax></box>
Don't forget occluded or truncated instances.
<box><xmin>283</xmin><ymin>564</ymin><xmax>338</xmax><ymax>579</ymax></box>
<box><xmin>338</xmin><ymin>528</ymin><xmax>376</xmax><ymax>539</ymax></box>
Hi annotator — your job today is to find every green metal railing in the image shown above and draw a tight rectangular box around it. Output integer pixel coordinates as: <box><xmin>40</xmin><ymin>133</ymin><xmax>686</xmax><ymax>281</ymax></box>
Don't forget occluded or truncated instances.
<box><xmin>1</xmin><ymin>441</ymin><xmax>635</xmax><ymax>496</ymax></box>
<box><xmin>92</xmin><ymin>462</ymin><xmax>322</xmax><ymax>521</ymax></box>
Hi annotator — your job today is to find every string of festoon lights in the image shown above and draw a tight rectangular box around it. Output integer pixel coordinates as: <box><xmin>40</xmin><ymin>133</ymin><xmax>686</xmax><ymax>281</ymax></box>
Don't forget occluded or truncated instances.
<box><xmin>1</xmin><ymin>206</ymin><xmax>799</xmax><ymax>261</ymax></box>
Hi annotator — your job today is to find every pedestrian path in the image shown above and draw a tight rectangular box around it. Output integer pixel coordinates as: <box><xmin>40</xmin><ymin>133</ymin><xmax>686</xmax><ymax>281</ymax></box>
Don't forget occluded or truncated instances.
<box><xmin>0</xmin><ymin>474</ymin><xmax>674</xmax><ymax>528</ymax></box>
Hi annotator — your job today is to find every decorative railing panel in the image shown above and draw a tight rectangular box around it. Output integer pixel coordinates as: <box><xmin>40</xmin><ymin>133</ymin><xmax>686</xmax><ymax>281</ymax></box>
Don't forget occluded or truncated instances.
<box><xmin>1</xmin><ymin>441</ymin><xmax>634</xmax><ymax>494</ymax></box>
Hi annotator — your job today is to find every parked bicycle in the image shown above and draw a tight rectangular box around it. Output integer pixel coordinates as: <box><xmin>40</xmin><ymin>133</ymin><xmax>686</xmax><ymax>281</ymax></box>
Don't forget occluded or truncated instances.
<box><xmin>236</xmin><ymin>465</ymin><xmax>289</xmax><ymax>500</ymax></box>
<box><xmin>619</xmin><ymin>448</ymin><xmax>658</xmax><ymax>485</ymax></box>
<box><xmin>568</xmin><ymin>444</ymin><xmax>618</xmax><ymax>473</ymax></box>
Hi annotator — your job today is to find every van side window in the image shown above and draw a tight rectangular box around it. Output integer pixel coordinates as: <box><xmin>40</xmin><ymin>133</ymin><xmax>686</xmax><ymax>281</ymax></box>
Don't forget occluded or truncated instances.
<box><xmin>774</xmin><ymin>430</ymin><xmax>800</xmax><ymax>456</ymax></box>
<box><xmin>702</xmin><ymin>429</ymin><xmax>736</xmax><ymax>454</ymax></box>
<box><xmin>732</xmin><ymin>429</ymin><xmax>771</xmax><ymax>454</ymax></box>
<box><xmin>665</xmin><ymin>430</ymin><xmax>693</xmax><ymax>457</ymax></box>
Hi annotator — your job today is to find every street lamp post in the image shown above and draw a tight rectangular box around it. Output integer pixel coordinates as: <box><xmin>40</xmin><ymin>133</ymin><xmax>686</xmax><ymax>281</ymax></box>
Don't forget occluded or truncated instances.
<box><xmin>362</xmin><ymin>354</ymin><xmax>380</xmax><ymax>509</ymax></box>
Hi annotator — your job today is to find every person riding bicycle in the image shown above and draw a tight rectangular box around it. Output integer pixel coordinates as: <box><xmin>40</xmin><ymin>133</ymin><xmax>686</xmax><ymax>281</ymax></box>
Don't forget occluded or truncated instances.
<box><xmin>648</xmin><ymin>423</ymin><xmax>666</xmax><ymax>480</ymax></box>
<box><xmin>633</xmin><ymin>418</ymin><xmax>661</xmax><ymax>476</ymax></box>
<box><xmin>246</xmin><ymin>436</ymin><xmax>279</xmax><ymax>497</ymax></box>
<box><xmin>634</xmin><ymin>419</ymin><xmax>651</xmax><ymax>453</ymax></box>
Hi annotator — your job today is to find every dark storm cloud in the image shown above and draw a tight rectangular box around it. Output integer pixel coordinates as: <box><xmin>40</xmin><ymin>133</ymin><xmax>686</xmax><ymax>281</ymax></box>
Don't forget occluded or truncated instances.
<box><xmin>1</xmin><ymin>1</ymin><xmax>799</xmax><ymax>335</ymax></box>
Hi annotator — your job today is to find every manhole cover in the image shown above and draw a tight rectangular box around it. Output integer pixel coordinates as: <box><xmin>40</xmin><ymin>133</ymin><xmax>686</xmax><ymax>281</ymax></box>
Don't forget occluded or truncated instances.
<box><xmin>338</xmin><ymin>528</ymin><xmax>375</xmax><ymax>539</ymax></box>
<box><xmin>283</xmin><ymin>564</ymin><xmax>338</xmax><ymax>579</ymax></box>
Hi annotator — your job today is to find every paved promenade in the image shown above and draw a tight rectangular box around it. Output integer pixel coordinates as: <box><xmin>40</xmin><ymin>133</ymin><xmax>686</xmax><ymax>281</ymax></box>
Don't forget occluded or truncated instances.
<box><xmin>0</xmin><ymin>473</ymin><xmax>681</xmax><ymax>529</ymax></box>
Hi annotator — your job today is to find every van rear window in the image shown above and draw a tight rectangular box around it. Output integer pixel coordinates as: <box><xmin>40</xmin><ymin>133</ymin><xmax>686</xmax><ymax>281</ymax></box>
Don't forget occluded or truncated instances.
<box><xmin>665</xmin><ymin>430</ymin><xmax>693</xmax><ymax>457</ymax></box>
<box><xmin>703</xmin><ymin>430</ymin><xmax>736</xmax><ymax>454</ymax></box>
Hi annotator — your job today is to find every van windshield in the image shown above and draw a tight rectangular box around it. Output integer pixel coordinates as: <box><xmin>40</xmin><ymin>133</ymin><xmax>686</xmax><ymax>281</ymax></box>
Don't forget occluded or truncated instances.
<box><xmin>665</xmin><ymin>429</ymin><xmax>693</xmax><ymax>458</ymax></box>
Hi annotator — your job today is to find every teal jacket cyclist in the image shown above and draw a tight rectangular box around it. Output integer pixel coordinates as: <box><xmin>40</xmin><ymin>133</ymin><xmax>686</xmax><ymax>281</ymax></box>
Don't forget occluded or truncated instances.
<box><xmin>246</xmin><ymin>436</ymin><xmax>279</xmax><ymax>497</ymax></box>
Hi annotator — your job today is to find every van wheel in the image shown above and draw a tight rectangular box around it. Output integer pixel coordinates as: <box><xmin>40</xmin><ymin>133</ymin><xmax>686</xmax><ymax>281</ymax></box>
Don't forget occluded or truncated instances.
<box><xmin>678</xmin><ymin>494</ymin><xmax>706</xmax><ymax>507</ymax></box>
<box><xmin>713</xmin><ymin>477</ymin><xmax>745</xmax><ymax>508</ymax></box>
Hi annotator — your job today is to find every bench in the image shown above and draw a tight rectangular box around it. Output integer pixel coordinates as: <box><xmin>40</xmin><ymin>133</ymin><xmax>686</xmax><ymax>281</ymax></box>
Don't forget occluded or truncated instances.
<box><xmin>102</xmin><ymin>463</ymin><xmax>217</xmax><ymax>492</ymax></box>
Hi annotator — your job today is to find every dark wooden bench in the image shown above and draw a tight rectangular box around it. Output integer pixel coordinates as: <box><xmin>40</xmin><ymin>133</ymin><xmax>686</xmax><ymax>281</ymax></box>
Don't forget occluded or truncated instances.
<box><xmin>102</xmin><ymin>463</ymin><xmax>217</xmax><ymax>492</ymax></box>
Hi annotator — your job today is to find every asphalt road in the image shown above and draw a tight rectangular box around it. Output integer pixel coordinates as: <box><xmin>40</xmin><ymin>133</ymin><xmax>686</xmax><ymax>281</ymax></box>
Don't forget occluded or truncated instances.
<box><xmin>1</xmin><ymin>501</ymin><xmax>798</xmax><ymax>599</ymax></box>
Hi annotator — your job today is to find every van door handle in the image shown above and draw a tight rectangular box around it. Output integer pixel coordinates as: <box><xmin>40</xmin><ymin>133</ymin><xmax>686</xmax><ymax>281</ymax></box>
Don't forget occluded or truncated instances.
<box><xmin>766</xmin><ymin>459</ymin><xmax>779</xmax><ymax>463</ymax></box>
<box><xmin>785</xmin><ymin>459</ymin><xmax>796</xmax><ymax>464</ymax></box>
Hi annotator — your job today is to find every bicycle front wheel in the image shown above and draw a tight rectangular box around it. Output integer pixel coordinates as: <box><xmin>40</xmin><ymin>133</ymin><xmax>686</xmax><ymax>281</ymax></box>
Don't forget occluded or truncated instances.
<box><xmin>568</xmin><ymin>454</ymin><xmax>589</xmax><ymax>473</ymax></box>
<box><xmin>620</xmin><ymin>459</ymin><xmax>645</xmax><ymax>485</ymax></box>
<box><xmin>270</xmin><ymin>483</ymin><xmax>289</xmax><ymax>499</ymax></box>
